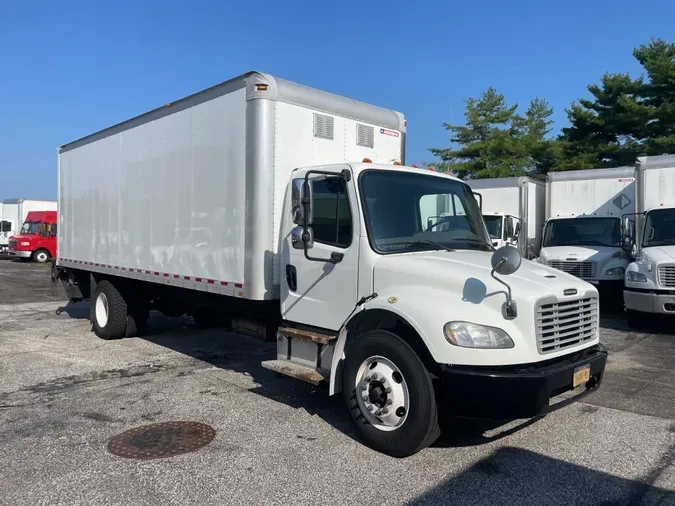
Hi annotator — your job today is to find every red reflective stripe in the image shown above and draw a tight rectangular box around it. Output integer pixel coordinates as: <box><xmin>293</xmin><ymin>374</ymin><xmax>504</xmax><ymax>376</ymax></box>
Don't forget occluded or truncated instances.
<box><xmin>221</xmin><ymin>281</ymin><xmax>229</xmax><ymax>286</ymax></box>
<box><xmin>173</xmin><ymin>274</ymin><xmax>179</xmax><ymax>279</ymax></box>
<box><xmin>163</xmin><ymin>273</ymin><xmax>169</xmax><ymax>277</ymax></box>
<box><xmin>184</xmin><ymin>276</ymin><xmax>190</xmax><ymax>280</ymax></box>
<box><xmin>207</xmin><ymin>280</ymin><xmax>214</xmax><ymax>284</ymax></box>
<box><xmin>235</xmin><ymin>283</ymin><xmax>243</xmax><ymax>288</ymax></box>
<box><xmin>195</xmin><ymin>278</ymin><xmax>202</xmax><ymax>282</ymax></box>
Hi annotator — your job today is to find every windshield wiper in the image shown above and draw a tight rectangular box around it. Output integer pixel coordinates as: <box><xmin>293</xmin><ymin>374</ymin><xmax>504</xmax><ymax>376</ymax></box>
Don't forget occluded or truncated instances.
<box><xmin>383</xmin><ymin>240</ymin><xmax>455</xmax><ymax>253</ymax></box>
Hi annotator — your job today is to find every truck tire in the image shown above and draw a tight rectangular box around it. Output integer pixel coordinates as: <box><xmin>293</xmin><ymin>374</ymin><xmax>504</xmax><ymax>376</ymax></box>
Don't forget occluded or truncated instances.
<box><xmin>92</xmin><ymin>280</ymin><xmax>128</xmax><ymax>340</ymax></box>
<box><xmin>32</xmin><ymin>249</ymin><xmax>50</xmax><ymax>263</ymax></box>
<box><xmin>342</xmin><ymin>330</ymin><xmax>441</xmax><ymax>458</ymax></box>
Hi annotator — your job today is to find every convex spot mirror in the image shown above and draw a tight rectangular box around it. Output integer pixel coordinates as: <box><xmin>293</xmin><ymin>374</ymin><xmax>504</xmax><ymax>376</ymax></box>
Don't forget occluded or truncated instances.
<box><xmin>491</xmin><ymin>245</ymin><xmax>522</xmax><ymax>276</ymax></box>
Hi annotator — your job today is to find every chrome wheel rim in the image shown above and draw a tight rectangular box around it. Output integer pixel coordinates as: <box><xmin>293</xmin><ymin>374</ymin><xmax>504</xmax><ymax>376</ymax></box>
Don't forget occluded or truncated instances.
<box><xmin>95</xmin><ymin>292</ymin><xmax>109</xmax><ymax>328</ymax></box>
<box><xmin>355</xmin><ymin>355</ymin><xmax>409</xmax><ymax>431</ymax></box>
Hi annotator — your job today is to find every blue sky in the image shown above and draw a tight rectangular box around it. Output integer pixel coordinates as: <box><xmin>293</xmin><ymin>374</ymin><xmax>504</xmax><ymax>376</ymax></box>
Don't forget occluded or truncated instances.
<box><xmin>1</xmin><ymin>0</ymin><xmax>674</xmax><ymax>200</ymax></box>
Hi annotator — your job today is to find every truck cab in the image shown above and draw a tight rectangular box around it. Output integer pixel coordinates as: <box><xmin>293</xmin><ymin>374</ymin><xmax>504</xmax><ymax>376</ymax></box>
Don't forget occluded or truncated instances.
<box><xmin>279</xmin><ymin>163</ymin><xmax>606</xmax><ymax>455</ymax></box>
<box><xmin>624</xmin><ymin>206</ymin><xmax>675</xmax><ymax>321</ymax></box>
<box><xmin>482</xmin><ymin>212</ymin><xmax>520</xmax><ymax>249</ymax></box>
<box><xmin>8</xmin><ymin>210</ymin><xmax>57</xmax><ymax>263</ymax></box>
<box><xmin>538</xmin><ymin>214</ymin><xmax>628</xmax><ymax>289</ymax></box>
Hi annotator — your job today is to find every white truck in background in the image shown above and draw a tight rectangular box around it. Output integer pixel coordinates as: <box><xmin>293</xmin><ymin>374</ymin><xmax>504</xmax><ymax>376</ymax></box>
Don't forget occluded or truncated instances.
<box><xmin>623</xmin><ymin>155</ymin><xmax>675</xmax><ymax>326</ymax></box>
<box><xmin>466</xmin><ymin>177</ymin><xmax>546</xmax><ymax>258</ymax></box>
<box><xmin>53</xmin><ymin>71</ymin><xmax>607</xmax><ymax>458</ymax></box>
<box><xmin>538</xmin><ymin>167</ymin><xmax>635</xmax><ymax>296</ymax></box>
<box><xmin>1</xmin><ymin>199</ymin><xmax>57</xmax><ymax>253</ymax></box>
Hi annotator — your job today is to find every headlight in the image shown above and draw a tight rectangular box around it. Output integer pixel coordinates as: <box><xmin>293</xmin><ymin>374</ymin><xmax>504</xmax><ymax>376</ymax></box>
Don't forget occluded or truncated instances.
<box><xmin>605</xmin><ymin>267</ymin><xmax>625</xmax><ymax>276</ymax></box>
<box><xmin>20</xmin><ymin>241</ymin><xmax>30</xmax><ymax>246</ymax></box>
<box><xmin>443</xmin><ymin>321</ymin><xmax>514</xmax><ymax>349</ymax></box>
<box><xmin>627</xmin><ymin>271</ymin><xmax>647</xmax><ymax>282</ymax></box>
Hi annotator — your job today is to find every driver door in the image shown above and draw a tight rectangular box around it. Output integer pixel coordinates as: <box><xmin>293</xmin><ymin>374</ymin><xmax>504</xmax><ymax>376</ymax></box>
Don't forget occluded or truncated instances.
<box><xmin>280</xmin><ymin>167</ymin><xmax>360</xmax><ymax>331</ymax></box>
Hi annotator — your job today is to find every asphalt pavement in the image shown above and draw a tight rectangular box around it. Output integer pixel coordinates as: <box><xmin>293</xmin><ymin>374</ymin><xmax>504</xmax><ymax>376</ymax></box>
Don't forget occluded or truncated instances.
<box><xmin>0</xmin><ymin>259</ymin><xmax>673</xmax><ymax>505</ymax></box>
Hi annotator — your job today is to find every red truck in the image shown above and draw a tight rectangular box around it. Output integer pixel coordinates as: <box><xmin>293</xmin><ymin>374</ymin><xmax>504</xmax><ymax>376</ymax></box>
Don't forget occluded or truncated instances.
<box><xmin>8</xmin><ymin>210</ymin><xmax>58</xmax><ymax>263</ymax></box>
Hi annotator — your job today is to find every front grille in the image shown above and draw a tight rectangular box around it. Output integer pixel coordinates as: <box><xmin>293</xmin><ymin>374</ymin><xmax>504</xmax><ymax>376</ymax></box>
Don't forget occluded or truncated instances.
<box><xmin>8</xmin><ymin>239</ymin><xmax>16</xmax><ymax>249</ymax></box>
<box><xmin>536</xmin><ymin>297</ymin><xmax>598</xmax><ymax>355</ymax></box>
<box><xmin>657</xmin><ymin>265</ymin><xmax>675</xmax><ymax>288</ymax></box>
<box><xmin>547</xmin><ymin>261</ymin><xmax>596</xmax><ymax>279</ymax></box>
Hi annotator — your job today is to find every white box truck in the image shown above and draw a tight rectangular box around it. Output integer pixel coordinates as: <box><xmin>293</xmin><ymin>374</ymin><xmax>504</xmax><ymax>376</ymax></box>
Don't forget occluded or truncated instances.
<box><xmin>53</xmin><ymin>71</ymin><xmax>607</xmax><ymax>457</ymax></box>
<box><xmin>538</xmin><ymin>167</ymin><xmax>635</xmax><ymax>294</ymax></box>
<box><xmin>466</xmin><ymin>177</ymin><xmax>545</xmax><ymax>258</ymax></box>
<box><xmin>623</xmin><ymin>155</ymin><xmax>675</xmax><ymax>326</ymax></box>
<box><xmin>1</xmin><ymin>198</ymin><xmax>57</xmax><ymax>253</ymax></box>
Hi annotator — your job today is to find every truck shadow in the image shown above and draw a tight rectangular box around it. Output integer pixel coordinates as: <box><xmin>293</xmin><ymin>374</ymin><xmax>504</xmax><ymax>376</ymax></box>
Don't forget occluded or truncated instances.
<box><xmin>407</xmin><ymin>446</ymin><xmax>674</xmax><ymax>505</ymax></box>
<box><xmin>123</xmin><ymin>312</ymin><xmax>547</xmax><ymax>449</ymax></box>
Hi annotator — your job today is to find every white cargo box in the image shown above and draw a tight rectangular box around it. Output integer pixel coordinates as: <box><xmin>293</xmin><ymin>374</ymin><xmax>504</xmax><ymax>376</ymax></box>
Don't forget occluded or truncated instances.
<box><xmin>546</xmin><ymin>167</ymin><xmax>636</xmax><ymax>218</ymax></box>
<box><xmin>57</xmin><ymin>71</ymin><xmax>406</xmax><ymax>301</ymax></box>
<box><xmin>635</xmin><ymin>154</ymin><xmax>675</xmax><ymax>212</ymax></box>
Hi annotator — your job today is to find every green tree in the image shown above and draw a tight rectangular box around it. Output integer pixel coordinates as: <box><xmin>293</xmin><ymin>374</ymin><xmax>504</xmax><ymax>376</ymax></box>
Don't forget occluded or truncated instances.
<box><xmin>428</xmin><ymin>88</ymin><xmax>554</xmax><ymax>179</ymax></box>
<box><xmin>555</xmin><ymin>38</ymin><xmax>675</xmax><ymax>171</ymax></box>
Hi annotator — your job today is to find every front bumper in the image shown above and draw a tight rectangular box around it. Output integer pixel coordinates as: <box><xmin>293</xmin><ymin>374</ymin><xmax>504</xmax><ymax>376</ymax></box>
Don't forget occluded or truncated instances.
<box><xmin>624</xmin><ymin>288</ymin><xmax>675</xmax><ymax>314</ymax></box>
<box><xmin>8</xmin><ymin>249</ymin><xmax>32</xmax><ymax>258</ymax></box>
<box><xmin>438</xmin><ymin>344</ymin><xmax>607</xmax><ymax>420</ymax></box>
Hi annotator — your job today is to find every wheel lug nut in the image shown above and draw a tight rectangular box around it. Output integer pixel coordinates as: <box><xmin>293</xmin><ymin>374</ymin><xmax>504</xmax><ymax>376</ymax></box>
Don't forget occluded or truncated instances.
<box><xmin>360</xmin><ymin>384</ymin><xmax>367</xmax><ymax>391</ymax></box>
<box><xmin>386</xmin><ymin>399</ymin><xmax>392</xmax><ymax>405</ymax></box>
<box><xmin>385</xmin><ymin>387</ymin><xmax>391</xmax><ymax>393</ymax></box>
<box><xmin>371</xmin><ymin>373</ymin><xmax>378</xmax><ymax>380</ymax></box>
<box><xmin>365</xmin><ymin>376</ymin><xmax>371</xmax><ymax>382</ymax></box>
<box><xmin>375</xmin><ymin>409</ymin><xmax>382</xmax><ymax>416</ymax></box>
<box><xmin>367</xmin><ymin>405</ymin><xmax>373</xmax><ymax>411</ymax></box>
<box><xmin>382</xmin><ymin>408</ymin><xmax>388</xmax><ymax>414</ymax></box>
<box><xmin>362</xmin><ymin>395</ymin><xmax>368</xmax><ymax>402</ymax></box>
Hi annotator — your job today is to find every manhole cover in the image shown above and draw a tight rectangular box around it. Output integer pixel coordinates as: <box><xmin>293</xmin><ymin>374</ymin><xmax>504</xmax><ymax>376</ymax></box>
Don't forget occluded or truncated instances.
<box><xmin>107</xmin><ymin>421</ymin><xmax>216</xmax><ymax>460</ymax></box>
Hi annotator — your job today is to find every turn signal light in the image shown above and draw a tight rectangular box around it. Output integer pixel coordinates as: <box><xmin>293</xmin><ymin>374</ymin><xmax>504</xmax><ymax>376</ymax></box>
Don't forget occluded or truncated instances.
<box><xmin>362</xmin><ymin>158</ymin><xmax>373</xmax><ymax>163</ymax></box>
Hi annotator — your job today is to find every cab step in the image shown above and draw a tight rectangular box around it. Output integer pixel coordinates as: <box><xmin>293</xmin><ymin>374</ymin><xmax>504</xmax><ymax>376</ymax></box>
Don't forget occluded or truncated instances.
<box><xmin>278</xmin><ymin>326</ymin><xmax>336</xmax><ymax>345</ymax></box>
<box><xmin>261</xmin><ymin>360</ymin><xmax>325</xmax><ymax>385</ymax></box>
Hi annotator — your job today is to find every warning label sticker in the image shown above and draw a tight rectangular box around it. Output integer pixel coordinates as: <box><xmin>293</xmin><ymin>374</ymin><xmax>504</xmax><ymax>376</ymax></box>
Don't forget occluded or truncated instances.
<box><xmin>380</xmin><ymin>128</ymin><xmax>400</xmax><ymax>138</ymax></box>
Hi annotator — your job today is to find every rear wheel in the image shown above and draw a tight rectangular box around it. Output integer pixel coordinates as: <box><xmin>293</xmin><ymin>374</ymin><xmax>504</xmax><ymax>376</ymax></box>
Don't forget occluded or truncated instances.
<box><xmin>32</xmin><ymin>249</ymin><xmax>50</xmax><ymax>263</ymax></box>
<box><xmin>342</xmin><ymin>330</ymin><xmax>440</xmax><ymax>458</ymax></box>
<box><xmin>92</xmin><ymin>280</ymin><xmax>127</xmax><ymax>339</ymax></box>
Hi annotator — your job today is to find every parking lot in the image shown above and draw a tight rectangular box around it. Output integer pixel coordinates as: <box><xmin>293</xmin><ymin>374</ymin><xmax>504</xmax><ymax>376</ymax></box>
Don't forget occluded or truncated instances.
<box><xmin>0</xmin><ymin>259</ymin><xmax>673</xmax><ymax>506</ymax></box>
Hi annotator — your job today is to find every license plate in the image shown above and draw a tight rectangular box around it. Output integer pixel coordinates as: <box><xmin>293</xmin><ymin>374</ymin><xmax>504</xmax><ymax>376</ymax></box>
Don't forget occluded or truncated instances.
<box><xmin>573</xmin><ymin>365</ymin><xmax>591</xmax><ymax>388</ymax></box>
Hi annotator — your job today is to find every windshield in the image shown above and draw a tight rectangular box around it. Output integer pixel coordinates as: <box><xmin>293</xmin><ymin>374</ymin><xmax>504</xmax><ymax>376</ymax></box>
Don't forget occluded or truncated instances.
<box><xmin>359</xmin><ymin>170</ymin><xmax>492</xmax><ymax>253</ymax></box>
<box><xmin>483</xmin><ymin>215</ymin><xmax>503</xmax><ymax>240</ymax></box>
<box><xmin>643</xmin><ymin>208</ymin><xmax>675</xmax><ymax>247</ymax></box>
<box><xmin>543</xmin><ymin>217</ymin><xmax>621</xmax><ymax>247</ymax></box>
<box><xmin>20</xmin><ymin>221</ymin><xmax>40</xmax><ymax>235</ymax></box>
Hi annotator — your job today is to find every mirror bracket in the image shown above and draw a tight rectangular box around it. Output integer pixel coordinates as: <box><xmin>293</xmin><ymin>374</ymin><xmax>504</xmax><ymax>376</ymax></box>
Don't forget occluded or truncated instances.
<box><xmin>296</xmin><ymin>168</ymin><xmax>352</xmax><ymax>265</ymax></box>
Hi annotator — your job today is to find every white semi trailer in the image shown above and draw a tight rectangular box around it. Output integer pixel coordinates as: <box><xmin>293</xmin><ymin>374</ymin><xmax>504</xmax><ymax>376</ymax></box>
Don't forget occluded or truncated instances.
<box><xmin>53</xmin><ymin>71</ymin><xmax>607</xmax><ymax>457</ymax></box>
<box><xmin>466</xmin><ymin>177</ymin><xmax>546</xmax><ymax>258</ymax></box>
<box><xmin>538</xmin><ymin>167</ymin><xmax>635</xmax><ymax>293</ymax></box>
<box><xmin>623</xmin><ymin>155</ymin><xmax>675</xmax><ymax>326</ymax></box>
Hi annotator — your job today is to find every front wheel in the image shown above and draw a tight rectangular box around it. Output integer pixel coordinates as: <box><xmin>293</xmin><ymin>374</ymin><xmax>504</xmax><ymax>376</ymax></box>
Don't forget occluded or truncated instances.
<box><xmin>32</xmin><ymin>249</ymin><xmax>50</xmax><ymax>263</ymax></box>
<box><xmin>342</xmin><ymin>330</ymin><xmax>440</xmax><ymax>458</ymax></box>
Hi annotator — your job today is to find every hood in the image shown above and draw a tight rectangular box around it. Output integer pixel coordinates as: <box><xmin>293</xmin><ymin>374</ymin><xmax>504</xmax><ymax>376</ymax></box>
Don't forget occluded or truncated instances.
<box><xmin>540</xmin><ymin>245</ymin><xmax>619</xmax><ymax>262</ymax></box>
<box><xmin>373</xmin><ymin>250</ymin><xmax>596</xmax><ymax>304</ymax></box>
<box><xmin>8</xmin><ymin>234</ymin><xmax>32</xmax><ymax>241</ymax></box>
<box><xmin>642</xmin><ymin>246</ymin><xmax>675</xmax><ymax>264</ymax></box>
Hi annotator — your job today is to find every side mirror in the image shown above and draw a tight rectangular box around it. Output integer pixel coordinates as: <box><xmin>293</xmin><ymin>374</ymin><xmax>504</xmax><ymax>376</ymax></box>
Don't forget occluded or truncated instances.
<box><xmin>291</xmin><ymin>226</ymin><xmax>314</xmax><ymax>250</ymax></box>
<box><xmin>513</xmin><ymin>221</ymin><xmax>521</xmax><ymax>241</ymax></box>
<box><xmin>621</xmin><ymin>236</ymin><xmax>633</xmax><ymax>252</ymax></box>
<box><xmin>291</xmin><ymin>179</ymin><xmax>314</xmax><ymax>226</ymax></box>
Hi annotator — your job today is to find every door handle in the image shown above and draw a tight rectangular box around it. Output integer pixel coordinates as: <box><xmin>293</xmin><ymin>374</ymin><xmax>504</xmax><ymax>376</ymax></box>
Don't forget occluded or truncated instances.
<box><xmin>286</xmin><ymin>264</ymin><xmax>297</xmax><ymax>292</ymax></box>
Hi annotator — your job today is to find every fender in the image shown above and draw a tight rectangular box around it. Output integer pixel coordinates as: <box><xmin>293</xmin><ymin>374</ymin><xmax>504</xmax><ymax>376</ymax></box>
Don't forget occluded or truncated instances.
<box><xmin>328</xmin><ymin>289</ymin><xmax>437</xmax><ymax>396</ymax></box>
